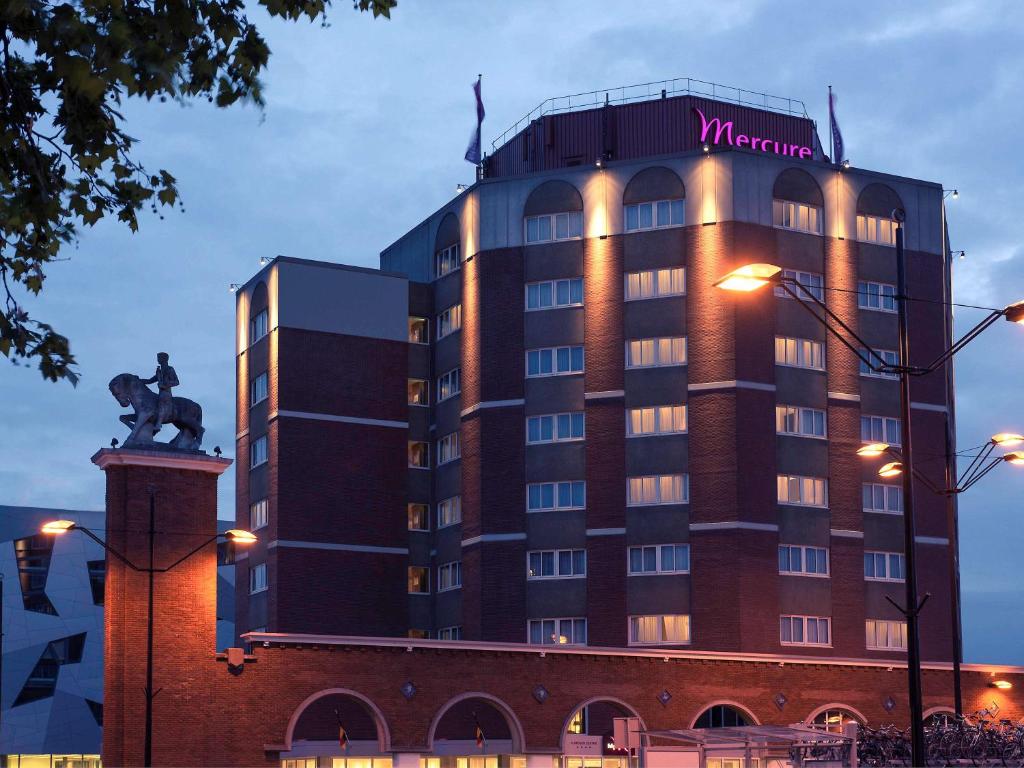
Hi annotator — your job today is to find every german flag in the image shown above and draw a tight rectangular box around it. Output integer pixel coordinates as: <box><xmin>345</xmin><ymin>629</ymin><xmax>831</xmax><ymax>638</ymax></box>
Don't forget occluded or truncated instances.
<box><xmin>334</xmin><ymin>708</ymin><xmax>349</xmax><ymax>752</ymax></box>
<box><xmin>473</xmin><ymin>712</ymin><xmax>485</xmax><ymax>750</ymax></box>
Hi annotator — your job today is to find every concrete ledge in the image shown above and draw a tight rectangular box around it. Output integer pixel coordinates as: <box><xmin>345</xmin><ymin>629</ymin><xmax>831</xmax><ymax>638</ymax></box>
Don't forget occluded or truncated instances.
<box><xmin>91</xmin><ymin>447</ymin><xmax>233</xmax><ymax>474</ymax></box>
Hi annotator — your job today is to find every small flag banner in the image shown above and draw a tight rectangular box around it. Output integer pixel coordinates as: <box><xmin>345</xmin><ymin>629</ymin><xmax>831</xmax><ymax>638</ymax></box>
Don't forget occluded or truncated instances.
<box><xmin>473</xmin><ymin>711</ymin><xmax>486</xmax><ymax>750</ymax></box>
<box><xmin>334</xmin><ymin>708</ymin><xmax>349</xmax><ymax>752</ymax></box>
<box><xmin>465</xmin><ymin>75</ymin><xmax>485</xmax><ymax>165</ymax></box>
<box><xmin>829</xmin><ymin>87</ymin><xmax>844</xmax><ymax>166</ymax></box>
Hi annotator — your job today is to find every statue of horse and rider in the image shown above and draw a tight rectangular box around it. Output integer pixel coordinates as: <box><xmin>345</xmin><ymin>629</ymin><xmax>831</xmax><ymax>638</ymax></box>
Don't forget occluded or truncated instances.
<box><xmin>109</xmin><ymin>353</ymin><xmax>205</xmax><ymax>451</ymax></box>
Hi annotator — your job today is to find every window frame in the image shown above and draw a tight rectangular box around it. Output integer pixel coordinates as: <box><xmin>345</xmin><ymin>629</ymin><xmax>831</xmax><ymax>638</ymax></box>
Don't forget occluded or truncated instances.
<box><xmin>437</xmin><ymin>496</ymin><xmax>462</xmax><ymax>528</ymax></box>
<box><xmin>436</xmin><ymin>304</ymin><xmax>462</xmax><ymax>340</ymax></box>
<box><xmin>623</xmin><ymin>267</ymin><xmax>686</xmax><ymax>301</ymax></box>
<box><xmin>407</xmin><ymin>566</ymin><xmax>430</xmax><ymax>595</ymax></box>
<box><xmin>866</xmin><ymin>618</ymin><xmax>908</xmax><ymax>651</ymax></box>
<box><xmin>859</xmin><ymin>348</ymin><xmax>899</xmax><ymax>379</ymax></box>
<box><xmin>780</xmin><ymin>614</ymin><xmax>831</xmax><ymax>647</ymax></box>
<box><xmin>628</xmin><ymin>614</ymin><xmax>692</xmax><ymax>646</ymax></box>
<box><xmin>437</xmin><ymin>626</ymin><xmax>463</xmax><ymax>641</ymax></box>
<box><xmin>408</xmin><ymin>316</ymin><xmax>429</xmax><ymax>345</ymax></box>
<box><xmin>527</xmin><ymin>548</ymin><xmax>587</xmax><ymax>580</ymax></box>
<box><xmin>625</xmin><ymin>336</ymin><xmax>687</xmax><ymax>369</ymax></box>
<box><xmin>525</xmin><ymin>277</ymin><xmax>584</xmax><ymax>311</ymax></box>
<box><xmin>857</xmin><ymin>214</ymin><xmax>897</xmax><ymax>247</ymax></box>
<box><xmin>777</xmin><ymin>474</ymin><xmax>828</xmax><ymax>508</ymax></box>
<box><xmin>436</xmin><ymin>367</ymin><xmax>462</xmax><ymax>403</ymax></box>
<box><xmin>863</xmin><ymin>483</ymin><xmax>904</xmax><ymax>514</ymax></box>
<box><xmin>623</xmin><ymin>198</ymin><xmax>685</xmax><ymax>232</ymax></box>
<box><xmin>524</xmin><ymin>211</ymin><xmax>584</xmax><ymax>244</ymax></box>
<box><xmin>627</xmin><ymin>474</ymin><xmax>689</xmax><ymax>506</ymax></box>
<box><xmin>434</xmin><ymin>242</ymin><xmax>462</xmax><ymax>280</ymax></box>
<box><xmin>861</xmin><ymin>414</ymin><xmax>902</xmax><ymax>446</ymax></box>
<box><xmin>408</xmin><ymin>378</ymin><xmax>429</xmax><ymax>407</ymax></box>
<box><xmin>775</xmin><ymin>269</ymin><xmax>824</xmax><ymax>301</ymax></box>
<box><xmin>857</xmin><ymin>280</ymin><xmax>897</xmax><ymax>313</ymax></box>
<box><xmin>526</xmin><ymin>412</ymin><xmax>585</xmax><ymax>444</ymax></box>
<box><xmin>864</xmin><ymin>550</ymin><xmax>906</xmax><ymax>582</ymax></box>
<box><xmin>627</xmin><ymin>544</ymin><xmax>691</xmax><ymax>575</ymax></box>
<box><xmin>526</xmin><ymin>481</ymin><xmax>586</xmax><ymax>512</ymax></box>
<box><xmin>249</xmin><ymin>498</ymin><xmax>268</xmax><ymax>531</ymax></box>
<box><xmin>525</xmin><ymin>345</ymin><xmax>585</xmax><ymax>378</ymax></box>
<box><xmin>775</xmin><ymin>405</ymin><xmax>827</xmax><ymax>439</ymax></box>
<box><xmin>772</xmin><ymin>198</ymin><xmax>824</xmax><ymax>235</ymax></box>
<box><xmin>248</xmin><ymin>562</ymin><xmax>268</xmax><ymax>594</ymax></box>
<box><xmin>250</xmin><ymin>372</ymin><xmax>268</xmax><ymax>407</ymax></box>
<box><xmin>774</xmin><ymin>336</ymin><xmax>826</xmax><ymax>371</ymax></box>
<box><xmin>437</xmin><ymin>561</ymin><xmax>462</xmax><ymax>593</ymax></box>
<box><xmin>249</xmin><ymin>309</ymin><xmax>269</xmax><ymax>345</ymax></box>
<box><xmin>626</xmin><ymin>405</ymin><xmax>688</xmax><ymax>437</ymax></box>
<box><xmin>778</xmin><ymin>544</ymin><xmax>830</xmax><ymax>577</ymax></box>
<box><xmin>407</xmin><ymin>503</ymin><xmax>429</xmax><ymax>532</ymax></box>
<box><xmin>249</xmin><ymin>435</ymin><xmax>268</xmax><ymax>469</ymax></box>
<box><xmin>408</xmin><ymin>441</ymin><xmax>430</xmax><ymax>470</ymax></box>
<box><xmin>527</xmin><ymin>617</ymin><xmax>588</xmax><ymax>646</ymax></box>
<box><xmin>436</xmin><ymin>431</ymin><xmax>461</xmax><ymax>466</ymax></box>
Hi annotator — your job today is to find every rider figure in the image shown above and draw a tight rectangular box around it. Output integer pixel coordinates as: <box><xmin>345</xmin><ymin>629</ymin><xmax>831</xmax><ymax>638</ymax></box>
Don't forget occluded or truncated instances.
<box><xmin>142</xmin><ymin>352</ymin><xmax>178</xmax><ymax>435</ymax></box>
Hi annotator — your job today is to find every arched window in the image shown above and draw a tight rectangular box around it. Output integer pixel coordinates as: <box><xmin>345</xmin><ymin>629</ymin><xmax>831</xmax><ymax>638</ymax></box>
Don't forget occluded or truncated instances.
<box><xmin>434</xmin><ymin>212</ymin><xmax>461</xmax><ymax>279</ymax></box>
<box><xmin>772</xmin><ymin>168</ymin><xmax>824</xmax><ymax>235</ymax></box>
<box><xmin>694</xmin><ymin>705</ymin><xmax>752</xmax><ymax>729</ymax></box>
<box><xmin>924</xmin><ymin>710</ymin><xmax>955</xmax><ymax>728</ymax></box>
<box><xmin>811</xmin><ymin>708</ymin><xmax>862</xmax><ymax>734</ymax></box>
<box><xmin>856</xmin><ymin>183</ymin><xmax>904</xmax><ymax>247</ymax></box>
<box><xmin>523</xmin><ymin>180</ymin><xmax>583</xmax><ymax>244</ymax></box>
<box><xmin>622</xmin><ymin>166</ymin><xmax>685</xmax><ymax>232</ymax></box>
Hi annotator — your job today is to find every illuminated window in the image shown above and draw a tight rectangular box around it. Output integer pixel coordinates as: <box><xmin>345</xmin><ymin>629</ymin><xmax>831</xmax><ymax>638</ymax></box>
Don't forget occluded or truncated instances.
<box><xmin>408</xmin><ymin>503</ymin><xmax>428</xmax><ymax>531</ymax></box>
<box><xmin>249</xmin><ymin>563</ymin><xmax>267</xmax><ymax>594</ymax></box>
<box><xmin>625</xmin><ymin>336</ymin><xmax>686</xmax><ymax>368</ymax></box>
<box><xmin>780</xmin><ymin>615</ymin><xmax>830</xmax><ymax>646</ymax></box>
<box><xmin>857</xmin><ymin>214</ymin><xmax>897</xmax><ymax>246</ymax></box>
<box><xmin>629</xmin><ymin>614</ymin><xmax>690</xmax><ymax>645</ymax></box>
<box><xmin>526</xmin><ymin>346</ymin><xmax>584</xmax><ymax>377</ymax></box>
<box><xmin>330</xmin><ymin>759</ymin><xmax>394</xmax><ymax>768</ymax></box>
<box><xmin>435</xmin><ymin>242</ymin><xmax>461</xmax><ymax>279</ymax></box>
<box><xmin>408</xmin><ymin>441</ymin><xmax>429</xmax><ymax>469</ymax></box>
<box><xmin>628</xmin><ymin>544</ymin><xmax>689</xmax><ymax>575</ymax></box>
<box><xmin>436</xmin><ymin>304</ymin><xmax>462</xmax><ymax>340</ymax></box>
<box><xmin>282</xmin><ymin>759</ymin><xmax>317</xmax><ymax>768</ymax></box>
<box><xmin>779</xmin><ymin>545</ymin><xmax>829</xmax><ymax>576</ymax></box>
<box><xmin>861</xmin><ymin>415</ymin><xmax>901</xmax><ymax>445</ymax></box>
<box><xmin>527</xmin><ymin>481</ymin><xmax>586</xmax><ymax>511</ymax></box>
<box><xmin>437</xmin><ymin>432</ymin><xmax>461</xmax><ymax>465</ymax></box>
<box><xmin>776</xmin><ymin>405</ymin><xmax>826</xmax><ymax>438</ymax></box>
<box><xmin>811</xmin><ymin>709</ymin><xmax>861</xmax><ymax>733</ymax></box>
<box><xmin>627</xmin><ymin>474</ymin><xmax>689</xmax><ymax>506</ymax></box>
<box><xmin>437</xmin><ymin>561</ymin><xmax>462</xmax><ymax>592</ymax></box>
<box><xmin>408</xmin><ymin>316</ymin><xmax>429</xmax><ymax>344</ymax></box>
<box><xmin>860</xmin><ymin>348</ymin><xmax>899</xmax><ymax>379</ymax></box>
<box><xmin>525</xmin><ymin>211</ymin><xmax>583</xmax><ymax>243</ymax></box>
<box><xmin>775</xmin><ymin>269</ymin><xmax>824</xmax><ymax>301</ymax></box>
<box><xmin>624</xmin><ymin>198</ymin><xmax>684</xmax><ymax>231</ymax></box>
<box><xmin>527</xmin><ymin>549</ymin><xmax>586</xmax><ymax>579</ymax></box>
<box><xmin>777</xmin><ymin>475</ymin><xmax>827</xmax><ymax>507</ymax></box>
<box><xmin>437</xmin><ymin>367</ymin><xmax>461</xmax><ymax>402</ymax></box>
<box><xmin>528</xmin><ymin>617</ymin><xmax>587</xmax><ymax>645</ymax></box>
<box><xmin>249</xmin><ymin>436</ymin><xmax>268</xmax><ymax>469</ymax></box>
<box><xmin>774</xmin><ymin>336</ymin><xmax>825</xmax><ymax>370</ymax></box>
<box><xmin>250</xmin><ymin>372</ymin><xmax>268</xmax><ymax>406</ymax></box>
<box><xmin>866</xmin><ymin>619</ymin><xmax>907</xmax><ymax>650</ymax></box>
<box><xmin>526</xmin><ymin>277</ymin><xmax>583</xmax><ymax>310</ymax></box>
<box><xmin>858</xmin><ymin>280</ymin><xmax>897</xmax><ymax>312</ymax></box>
<box><xmin>249</xmin><ymin>309</ymin><xmax>268</xmax><ymax>344</ymax></box>
<box><xmin>250</xmin><ymin>498</ymin><xmax>268</xmax><ymax>530</ymax></box>
<box><xmin>773</xmin><ymin>199</ymin><xmax>823</xmax><ymax>234</ymax></box>
<box><xmin>437</xmin><ymin>626</ymin><xmax>462</xmax><ymax>640</ymax></box>
<box><xmin>437</xmin><ymin>496</ymin><xmax>462</xmax><ymax>528</ymax></box>
<box><xmin>624</xmin><ymin>267</ymin><xmax>685</xmax><ymax>300</ymax></box>
<box><xmin>627</xmin><ymin>405</ymin><xmax>687</xmax><ymax>436</ymax></box>
<box><xmin>527</xmin><ymin>412</ymin><xmax>584</xmax><ymax>444</ymax></box>
<box><xmin>864</xmin><ymin>551</ymin><xmax>905</xmax><ymax>582</ymax></box>
<box><xmin>408</xmin><ymin>566</ymin><xmax>429</xmax><ymax>594</ymax></box>
<box><xmin>863</xmin><ymin>483</ymin><xmax>903</xmax><ymax>514</ymax></box>
<box><xmin>408</xmin><ymin>379</ymin><xmax>428</xmax><ymax>406</ymax></box>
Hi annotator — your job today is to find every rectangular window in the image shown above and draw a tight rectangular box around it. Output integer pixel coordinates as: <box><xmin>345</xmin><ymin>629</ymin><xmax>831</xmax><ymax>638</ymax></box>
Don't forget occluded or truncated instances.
<box><xmin>434</xmin><ymin>243</ymin><xmax>461</xmax><ymax>279</ymax></box>
<box><xmin>863</xmin><ymin>483</ymin><xmax>904</xmax><ymax>514</ymax></box>
<box><xmin>629</xmin><ymin>614</ymin><xmax>691</xmax><ymax>645</ymax></box>
<box><xmin>624</xmin><ymin>267</ymin><xmax>686</xmax><ymax>300</ymax></box>
<box><xmin>866</xmin><ymin>619</ymin><xmax>908</xmax><ymax>650</ymax></box>
<box><xmin>408</xmin><ymin>379</ymin><xmax>428</xmax><ymax>406</ymax></box>
<box><xmin>858</xmin><ymin>280</ymin><xmax>897</xmax><ymax>312</ymax></box>
<box><xmin>773</xmin><ymin>199</ymin><xmax>823</xmax><ymax>235</ymax></box>
<box><xmin>780</xmin><ymin>615</ymin><xmax>831</xmax><ymax>646</ymax></box>
<box><xmin>527</xmin><ymin>412</ymin><xmax>585</xmax><ymax>444</ymax></box>
<box><xmin>436</xmin><ymin>304</ymin><xmax>462</xmax><ymax>340</ymax></box>
<box><xmin>437</xmin><ymin>561</ymin><xmax>462</xmax><ymax>592</ymax></box>
<box><xmin>526</xmin><ymin>346</ymin><xmax>584</xmax><ymax>377</ymax></box>
<box><xmin>777</xmin><ymin>475</ymin><xmax>827</xmax><ymax>507</ymax></box>
<box><xmin>408</xmin><ymin>316</ymin><xmax>429</xmax><ymax>344</ymax></box>
<box><xmin>627</xmin><ymin>474</ymin><xmax>689</xmax><ymax>506</ymax></box>
<box><xmin>525</xmin><ymin>211</ymin><xmax>583</xmax><ymax>243</ymax></box>
<box><xmin>527</xmin><ymin>481</ymin><xmax>586</xmax><ymax>512</ymax></box>
<box><xmin>249</xmin><ymin>562</ymin><xmax>267</xmax><ymax>594</ymax></box>
<box><xmin>407</xmin><ymin>503</ymin><xmax>428</xmax><ymax>531</ymax></box>
<box><xmin>864</xmin><ymin>551</ymin><xmax>906</xmax><ymax>582</ymax></box>
<box><xmin>527</xmin><ymin>549</ymin><xmax>587</xmax><ymax>579</ymax></box>
<box><xmin>437</xmin><ymin>432</ymin><xmax>461</xmax><ymax>465</ymax></box>
<box><xmin>861</xmin><ymin>415</ymin><xmax>901</xmax><ymax>445</ymax></box>
<box><xmin>250</xmin><ymin>498</ymin><xmax>268</xmax><ymax>530</ymax></box>
<box><xmin>250</xmin><ymin>372</ymin><xmax>268</xmax><ymax>406</ymax></box>
<box><xmin>528</xmin><ymin>617</ymin><xmax>587</xmax><ymax>646</ymax></box>
<box><xmin>625</xmin><ymin>337</ymin><xmax>687</xmax><ymax>368</ymax></box>
<box><xmin>250</xmin><ymin>436</ymin><xmax>268</xmax><ymax>469</ymax></box>
<box><xmin>408</xmin><ymin>566</ymin><xmax>429</xmax><ymax>594</ymax></box>
<box><xmin>437</xmin><ymin>496</ymin><xmax>462</xmax><ymax>528</ymax></box>
<box><xmin>857</xmin><ymin>214</ymin><xmax>897</xmax><ymax>246</ymax></box>
<box><xmin>408</xmin><ymin>441</ymin><xmax>429</xmax><ymax>469</ymax></box>
<box><xmin>437</xmin><ymin>367</ymin><xmax>462</xmax><ymax>402</ymax></box>
<box><xmin>437</xmin><ymin>626</ymin><xmax>462</xmax><ymax>641</ymax></box>
<box><xmin>775</xmin><ymin>269</ymin><xmax>824</xmax><ymax>301</ymax></box>
<box><xmin>626</xmin><ymin>405</ymin><xmax>687</xmax><ymax>437</ymax></box>
<box><xmin>775</xmin><ymin>405</ymin><xmax>826</xmax><ymax>438</ymax></box>
<box><xmin>624</xmin><ymin>199</ymin><xmax>684</xmax><ymax>232</ymax></box>
<box><xmin>860</xmin><ymin>348</ymin><xmax>899</xmax><ymax>379</ymax></box>
<box><xmin>249</xmin><ymin>309</ymin><xmax>268</xmax><ymax>344</ymax></box>
<box><xmin>774</xmin><ymin>336</ymin><xmax>825</xmax><ymax>370</ymax></box>
<box><xmin>628</xmin><ymin>544</ymin><xmax>690</xmax><ymax>575</ymax></box>
<box><xmin>525</xmin><ymin>278</ymin><xmax>584</xmax><ymax>310</ymax></box>
<box><xmin>778</xmin><ymin>545</ymin><xmax>829</xmax><ymax>576</ymax></box>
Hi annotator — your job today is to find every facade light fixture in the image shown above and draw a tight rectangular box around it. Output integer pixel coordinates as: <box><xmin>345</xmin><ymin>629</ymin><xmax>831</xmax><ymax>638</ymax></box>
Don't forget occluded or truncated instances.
<box><xmin>259</xmin><ymin>256</ymin><xmax>271</xmax><ymax>266</ymax></box>
<box><xmin>991</xmin><ymin>679</ymin><xmax>1013</xmax><ymax>690</ymax></box>
<box><xmin>858</xmin><ymin>443</ymin><xmax>891</xmax><ymax>458</ymax></box>
<box><xmin>991</xmin><ymin>433</ymin><xmax>1024</xmax><ymax>447</ymax></box>
<box><xmin>455</xmin><ymin>183</ymin><xmax>469</xmax><ymax>194</ymax></box>
<box><xmin>228</xmin><ymin>283</ymin><xmax>240</xmax><ymax>293</ymax></box>
<box><xmin>841</xmin><ymin>159</ymin><xmax>851</xmax><ymax>169</ymax></box>
<box><xmin>878</xmin><ymin>462</ymin><xmax>903</xmax><ymax>478</ymax></box>
<box><xmin>1003</xmin><ymin>301</ymin><xmax>1024</xmax><ymax>325</ymax></box>
<box><xmin>224</xmin><ymin>529</ymin><xmax>258</xmax><ymax>544</ymax></box>
<box><xmin>713</xmin><ymin>263</ymin><xmax>781</xmax><ymax>292</ymax></box>
<box><xmin>702</xmin><ymin>143</ymin><xmax>710</xmax><ymax>154</ymax></box>
<box><xmin>41</xmin><ymin>520</ymin><xmax>76</xmax><ymax>535</ymax></box>
<box><xmin>1002</xmin><ymin>451</ymin><xmax>1024</xmax><ymax>465</ymax></box>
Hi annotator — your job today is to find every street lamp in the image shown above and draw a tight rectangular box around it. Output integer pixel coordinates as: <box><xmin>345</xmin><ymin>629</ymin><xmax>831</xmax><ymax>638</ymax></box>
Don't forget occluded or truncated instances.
<box><xmin>715</xmin><ymin>221</ymin><xmax>1024</xmax><ymax>766</ymax></box>
<box><xmin>41</xmin><ymin>507</ymin><xmax>255</xmax><ymax>767</ymax></box>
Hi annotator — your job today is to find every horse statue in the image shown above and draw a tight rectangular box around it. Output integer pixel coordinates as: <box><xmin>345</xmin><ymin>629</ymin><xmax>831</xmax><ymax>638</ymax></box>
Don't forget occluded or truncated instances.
<box><xmin>108</xmin><ymin>373</ymin><xmax>205</xmax><ymax>450</ymax></box>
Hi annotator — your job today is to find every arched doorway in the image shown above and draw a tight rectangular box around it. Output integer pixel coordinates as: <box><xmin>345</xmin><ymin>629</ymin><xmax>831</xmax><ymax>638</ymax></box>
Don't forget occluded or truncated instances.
<box><xmin>280</xmin><ymin>688</ymin><xmax>392</xmax><ymax>768</ymax></box>
<box><xmin>426</xmin><ymin>693</ymin><xmax>526</xmax><ymax>768</ymax></box>
<box><xmin>560</xmin><ymin>697</ymin><xmax>642</xmax><ymax>768</ymax></box>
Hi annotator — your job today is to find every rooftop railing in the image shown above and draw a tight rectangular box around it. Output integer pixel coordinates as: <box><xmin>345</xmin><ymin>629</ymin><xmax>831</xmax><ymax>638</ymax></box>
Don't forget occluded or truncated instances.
<box><xmin>490</xmin><ymin>77</ymin><xmax>810</xmax><ymax>151</ymax></box>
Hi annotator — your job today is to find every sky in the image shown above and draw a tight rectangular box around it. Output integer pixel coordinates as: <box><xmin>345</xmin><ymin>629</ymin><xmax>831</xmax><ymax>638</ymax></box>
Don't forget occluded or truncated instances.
<box><xmin>2</xmin><ymin>0</ymin><xmax>1023</xmax><ymax>664</ymax></box>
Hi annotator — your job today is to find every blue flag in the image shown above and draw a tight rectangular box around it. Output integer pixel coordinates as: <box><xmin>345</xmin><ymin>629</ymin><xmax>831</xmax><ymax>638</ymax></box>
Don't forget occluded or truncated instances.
<box><xmin>465</xmin><ymin>75</ymin><xmax>485</xmax><ymax>165</ymax></box>
<box><xmin>829</xmin><ymin>89</ymin><xmax>844</xmax><ymax>165</ymax></box>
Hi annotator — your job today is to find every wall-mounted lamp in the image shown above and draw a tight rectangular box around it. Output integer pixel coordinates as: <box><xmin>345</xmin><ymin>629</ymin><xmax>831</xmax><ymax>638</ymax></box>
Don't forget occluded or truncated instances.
<box><xmin>991</xmin><ymin>679</ymin><xmax>1013</xmax><ymax>690</ymax></box>
<box><xmin>944</xmin><ymin>188</ymin><xmax>959</xmax><ymax>200</ymax></box>
<box><xmin>951</xmin><ymin>250</ymin><xmax>966</xmax><ymax>261</ymax></box>
<box><xmin>702</xmin><ymin>143</ymin><xmax>710</xmax><ymax>154</ymax></box>
<box><xmin>259</xmin><ymin>256</ymin><xmax>271</xmax><ymax>266</ymax></box>
<box><xmin>595</xmin><ymin>157</ymin><xmax>604</xmax><ymax>169</ymax></box>
<box><xmin>228</xmin><ymin>283</ymin><xmax>240</xmax><ymax>293</ymax></box>
<box><xmin>455</xmin><ymin>183</ymin><xmax>469</xmax><ymax>194</ymax></box>
<box><xmin>841</xmin><ymin>159</ymin><xmax>851</xmax><ymax>170</ymax></box>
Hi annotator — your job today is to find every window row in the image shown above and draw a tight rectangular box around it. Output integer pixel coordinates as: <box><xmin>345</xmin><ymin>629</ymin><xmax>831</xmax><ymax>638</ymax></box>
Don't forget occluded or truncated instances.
<box><xmin>781</xmin><ymin>615</ymin><xmax>908</xmax><ymax>650</ymax></box>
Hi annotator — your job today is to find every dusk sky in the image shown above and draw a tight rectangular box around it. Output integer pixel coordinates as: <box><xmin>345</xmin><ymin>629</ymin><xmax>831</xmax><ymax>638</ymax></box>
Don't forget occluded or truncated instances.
<box><xmin>2</xmin><ymin>0</ymin><xmax>1023</xmax><ymax>663</ymax></box>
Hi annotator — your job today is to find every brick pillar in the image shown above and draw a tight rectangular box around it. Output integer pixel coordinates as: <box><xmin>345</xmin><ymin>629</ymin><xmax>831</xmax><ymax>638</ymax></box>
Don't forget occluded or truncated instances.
<box><xmin>94</xmin><ymin>448</ymin><xmax>231</xmax><ymax>767</ymax></box>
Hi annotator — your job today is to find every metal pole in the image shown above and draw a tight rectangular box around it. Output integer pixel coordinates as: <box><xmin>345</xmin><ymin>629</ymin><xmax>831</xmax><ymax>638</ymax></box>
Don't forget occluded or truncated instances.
<box><xmin>895</xmin><ymin>215</ymin><xmax>926</xmax><ymax>765</ymax></box>
<box><xmin>145</xmin><ymin>489</ymin><xmax>156</xmax><ymax>768</ymax></box>
<box><xmin>944</xmin><ymin>421</ymin><xmax>964</xmax><ymax>715</ymax></box>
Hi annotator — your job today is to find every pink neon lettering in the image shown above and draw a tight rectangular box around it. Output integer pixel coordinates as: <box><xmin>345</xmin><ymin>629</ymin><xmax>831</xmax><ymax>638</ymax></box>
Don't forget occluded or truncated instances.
<box><xmin>695</xmin><ymin>107</ymin><xmax>734</xmax><ymax>146</ymax></box>
<box><xmin>799</xmin><ymin>146</ymin><xmax>813</xmax><ymax>159</ymax></box>
<box><xmin>736</xmin><ymin>135</ymin><xmax>750</xmax><ymax>148</ymax></box>
<box><xmin>693</xmin><ymin>106</ymin><xmax>813</xmax><ymax>159</ymax></box>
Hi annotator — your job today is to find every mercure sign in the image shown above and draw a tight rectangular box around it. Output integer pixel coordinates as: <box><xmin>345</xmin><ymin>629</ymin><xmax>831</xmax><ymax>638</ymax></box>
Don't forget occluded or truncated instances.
<box><xmin>695</xmin><ymin>106</ymin><xmax>813</xmax><ymax>159</ymax></box>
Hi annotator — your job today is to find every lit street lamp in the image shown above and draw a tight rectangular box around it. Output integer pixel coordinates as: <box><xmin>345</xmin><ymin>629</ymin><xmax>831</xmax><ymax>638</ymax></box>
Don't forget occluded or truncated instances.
<box><xmin>42</xmin><ymin>504</ymin><xmax>255</xmax><ymax>768</ymax></box>
<box><xmin>715</xmin><ymin>216</ymin><xmax>1023</xmax><ymax>767</ymax></box>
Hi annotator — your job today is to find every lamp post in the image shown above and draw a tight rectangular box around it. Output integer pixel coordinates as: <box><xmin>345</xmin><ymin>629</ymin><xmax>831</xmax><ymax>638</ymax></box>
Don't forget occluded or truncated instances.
<box><xmin>42</xmin><ymin>506</ymin><xmax>256</xmax><ymax>767</ymax></box>
<box><xmin>714</xmin><ymin>226</ymin><xmax>1024</xmax><ymax>768</ymax></box>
